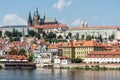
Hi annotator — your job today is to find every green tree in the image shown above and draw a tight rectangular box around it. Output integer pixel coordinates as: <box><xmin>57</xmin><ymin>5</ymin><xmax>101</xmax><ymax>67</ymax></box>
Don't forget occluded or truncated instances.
<box><xmin>18</xmin><ymin>48</ymin><xmax>27</xmax><ymax>57</ymax></box>
<box><xmin>91</xmin><ymin>35</ymin><xmax>94</xmax><ymax>39</ymax></box>
<box><xmin>17</xmin><ymin>32</ymin><xmax>22</xmax><ymax>37</ymax></box>
<box><xmin>5</xmin><ymin>31</ymin><xmax>12</xmax><ymax>37</ymax></box>
<box><xmin>81</xmin><ymin>35</ymin><xmax>85</xmax><ymax>40</ymax></box>
<box><xmin>0</xmin><ymin>31</ymin><xmax>2</xmax><ymax>37</ymax></box>
<box><xmin>68</xmin><ymin>32</ymin><xmax>72</xmax><ymax>38</ymax></box>
<box><xmin>75</xmin><ymin>33</ymin><xmax>79</xmax><ymax>41</ymax></box>
<box><xmin>111</xmin><ymin>34</ymin><xmax>115</xmax><ymax>40</ymax></box>
<box><xmin>71</xmin><ymin>58</ymin><xmax>82</xmax><ymax>63</ymax></box>
<box><xmin>65</xmin><ymin>36</ymin><xmax>69</xmax><ymax>39</ymax></box>
<box><xmin>99</xmin><ymin>35</ymin><xmax>103</xmax><ymax>42</ymax></box>
<box><xmin>35</xmin><ymin>33</ymin><xmax>40</xmax><ymax>39</ymax></box>
<box><xmin>9</xmin><ymin>48</ymin><xmax>18</xmax><ymax>55</ymax></box>
<box><xmin>28</xmin><ymin>54</ymin><xmax>34</xmax><ymax>62</ymax></box>
<box><xmin>58</xmin><ymin>35</ymin><xmax>63</xmax><ymax>39</ymax></box>
<box><xmin>13</xmin><ymin>36</ymin><xmax>20</xmax><ymax>41</ymax></box>
<box><xmin>9</xmin><ymin>37</ymin><xmax>13</xmax><ymax>42</ymax></box>
<box><xmin>109</xmin><ymin>36</ymin><xmax>112</xmax><ymax>41</ymax></box>
<box><xmin>47</xmin><ymin>32</ymin><xmax>56</xmax><ymax>39</ymax></box>
<box><xmin>86</xmin><ymin>35</ymin><xmax>92</xmax><ymax>40</ymax></box>
<box><xmin>12</xmin><ymin>28</ymin><xmax>18</xmax><ymax>37</ymax></box>
<box><xmin>29</xmin><ymin>30</ymin><xmax>36</xmax><ymax>37</ymax></box>
<box><xmin>43</xmin><ymin>31</ymin><xmax>47</xmax><ymax>39</ymax></box>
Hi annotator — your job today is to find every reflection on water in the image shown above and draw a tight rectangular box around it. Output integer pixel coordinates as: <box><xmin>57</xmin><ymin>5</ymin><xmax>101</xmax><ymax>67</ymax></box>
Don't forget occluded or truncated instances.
<box><xmin>0</xmin><ymin>69</ymin><xmax>120</xmax><ymax>80</ymax></box>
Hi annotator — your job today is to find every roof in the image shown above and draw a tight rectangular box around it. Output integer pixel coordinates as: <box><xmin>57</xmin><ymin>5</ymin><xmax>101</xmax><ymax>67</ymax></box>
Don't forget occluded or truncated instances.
<box><xmin>31</xmin><ymin>24</ymin><xmax>68</xmax><ymax>29</ymax></box>
<box><xmin>44</xmin><ymin>18</ymin><xmax>57</xmax><ymax>23</ymax></box>
<box><xmin>58</xmin><ymin>56</ymin><xmax>70</xmax><ymax>59</ymax></box>
<box><xmin>48</xmin><ymin>44</ymin><xmax>59</xmax><ymax>49</ymax></box>
<box><xmin>61</xmin><ymin>40</ymin><xmax>109</xmax><ymax>48</ymax></box>
<box><xmin>5</xmin><ymin>55</ymin><xmax>28</xmax><ymax>60</ymax></box>
<box><xmin>86</xmin><ymin>51</ymin><xmax>120</xmax><ymax>58</ymax></box>
<box><xmin>8</xmin><ymin>41</ymin><xmax>27</xmax><ymax>48</ymax></box>
<box><xmin>69</xmin><ymin>26</ymin><xmax>120</xmax><ymax>30</ymax></box>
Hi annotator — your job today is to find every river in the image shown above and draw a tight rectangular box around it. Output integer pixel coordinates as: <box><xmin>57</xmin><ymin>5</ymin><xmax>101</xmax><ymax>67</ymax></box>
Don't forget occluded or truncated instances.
<box><xmin>0</xmin><ymin>68</ymin><xmax>120</xmax><ymax>80</ymax></box>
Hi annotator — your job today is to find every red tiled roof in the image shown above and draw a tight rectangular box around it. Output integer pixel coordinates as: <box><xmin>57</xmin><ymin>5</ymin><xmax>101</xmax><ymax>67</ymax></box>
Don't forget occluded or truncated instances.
<box><xmin>69</xmin><ymin>26</ymin><xmax>120</xmax><ymax>30</ymax></box>
<box><xmin>30</xmin><ymin>24</ymin><xmax>68</xmax><ymax>29</ymax></box>
<box><xmin>5</xmin><ymin>55</ymin><xmax>28</xmax><ymax>60</ymax></box>
<box><xmin>61</xmin><ymin>40</ymin><xmax>107</xmax><ymax>48</ymax></box>
<box><xmin>58</xmin><ymin>56</ymin><xmax>70</xmax><ymax>59</ymax></box>
<box><xmin>86</xmin><ymin>51</ymin><xmax>120</xmax><ymax>58</ymax></box>
<box><xmin>48</xmin><ymin>44</ymin><xmax>59</xmax><ymax>48</ymax></box>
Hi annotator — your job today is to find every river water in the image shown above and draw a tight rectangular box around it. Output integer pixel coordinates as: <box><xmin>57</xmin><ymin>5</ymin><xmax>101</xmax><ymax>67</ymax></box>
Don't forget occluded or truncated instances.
<box><xmin>0</xmin><ymin>68</ymin><xmax>120</xmax><ymax>80</ymax></box>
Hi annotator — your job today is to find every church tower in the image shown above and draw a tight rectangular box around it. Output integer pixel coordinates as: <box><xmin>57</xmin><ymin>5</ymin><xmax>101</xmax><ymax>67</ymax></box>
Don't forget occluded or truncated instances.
<box><xmin>28</xmin><ymin>11</ymin><xmax>32</xmax><ymax>26</ymax></box>
<box><xmin>32</xmin><ymin>7</ymin><xmax>40</xmax><ymax>25</ymax></box>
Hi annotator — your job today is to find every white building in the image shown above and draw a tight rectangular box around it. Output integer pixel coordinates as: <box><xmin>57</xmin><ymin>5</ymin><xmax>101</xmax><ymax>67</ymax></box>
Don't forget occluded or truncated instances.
<box><xmin>0</xmin><ymin>25</ymin><xmax>28</xmax><ymax>36</ymax></box>
<box><xmin>66</xmin><ymin>26</ymin><xmax>120</xmax><ymax>40</ymax></box>
<box><xmin>54</xmin><ymin>56</ymin><xmax>71</xmax><ymax>65</ymax></box>
<box><xmin>85</xmin><ymin>51</ymin><xmax>120</xmax><ymax>64</ymax></box>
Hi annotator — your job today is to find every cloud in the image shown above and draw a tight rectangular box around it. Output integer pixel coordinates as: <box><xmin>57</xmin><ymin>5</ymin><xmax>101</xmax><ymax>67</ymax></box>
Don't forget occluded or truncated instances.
<box><xmin>53</xmin><ymin>0</ymin><xmax>72</xmax><ymax>10</ymax></box>
<box><xmin>2</xmin><ymin>13</ymin><xmax>27</xmax><ymax>25</ymax></box>
<box><xmin>71</xmin><ymin>19</ymin><xmax>81</xmax><ymax>26</ymax></box>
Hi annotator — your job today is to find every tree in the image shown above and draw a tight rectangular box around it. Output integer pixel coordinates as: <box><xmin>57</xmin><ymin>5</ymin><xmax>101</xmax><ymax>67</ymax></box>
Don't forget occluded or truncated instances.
<box><xmin>111</xmin><ymin>34</ymin><xmax>115</xmax><ymax>40</ymax></box>
<box><xmin>43</xmin><ymin>31</ymin><xmax>47</xmax><ymax>39</ymax></box>
<box><xmin>109</xmin><ymin>36</ymin><xmax>112</xmax><ymax>41</ymax></box>
<box><xmin>12</xmin><ymin>28</ymin><xmax>18</xmax><ymax>37</ymax></box>
<box><xmin>86</xmin><ymin>35</ymin><xmax>92</xmax><ymax>40</ymax></box>
<box><xmin>9</xmin><ymin>48</ymin><xmax>18</xmax><ymax>55</ymax></box>
<box><xmin>68</xmin><ymin>32</ymin><xmax>72</xmax><ymax>38</ymax></box>
<box><xmin>29</xmin><ymin>30</ymin><xmax>36</xmax><ymax>37</ymax></box>
<box><xmin>71</xmin><ymin>58</ymin><xmax>82</xmax><ymax>63</ymax></box>
<box><xmin>5</xmin><ymin>31</ymin><xmax>12</xmax><ymax>37</ymax></box>
<box><xmin>28</xmin><ymin>53</ymin><xmax>34</xmax><ymax>62</ymax></box>
<box><xmin>81</xmin><ymin>35</ymin><xmax>85</xmax><ymax>40</ymax></box>
<box><xmin>47</xmin><ymin>32</ymin><xmax>56</xmax><ymax>39</ymax></box>
<box><xmin>58</xmin><ymin>35</ymin><xmax>63</xmax><ymax>39</ymax></box>
<box><xmin>18</xmin><ymin>48</ymin><xmax>27</xmax><ymax>57</ymax></box>
<box><xmin>99</xmin><ymin>35</ymin><xmax>103</xmax><ymax>42</ymax></box>
<box><xmin>9</xmin><ymin>37</ymin><xmax>13</xmax><ymax>42</ymax></box>
<box><xmin>65</xmin><ymin>36</ymin><xmax>69</xmax><ymax>39</ymax></box>
<box><xmin>91</xmin><ymin>35</ymin><xmax>94</xmax><ymax>39</ymax></box>
<box><xmin>17</xmin><ymin>32</ymin><xmax>22</xmax><ymax>37</ymax></box>
<box><xmin>35</xmin><ymin>33</ymin><xmax>40</xmax><ymax>39</ymax></box>
<box><xmin>13</xmin><ymin>36</ymin><xmax>20</xmax><ymax>41</ymax></box>
<box><xmin>75</xmin><ymin>33</ymin><xmax>79</xmax><ymax>41</ymax></box>
<box><xmin>0</xmin><ymin>31</ymin><xmax>2</xmax><ymax>37</ymax></box>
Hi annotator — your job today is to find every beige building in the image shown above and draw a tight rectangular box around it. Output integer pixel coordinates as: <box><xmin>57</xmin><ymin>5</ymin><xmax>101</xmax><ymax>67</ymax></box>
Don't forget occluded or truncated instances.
<box><xmin>61</xmin><ymin>40</ymin><xmax>110</xmax><ymax>60</ymax></box>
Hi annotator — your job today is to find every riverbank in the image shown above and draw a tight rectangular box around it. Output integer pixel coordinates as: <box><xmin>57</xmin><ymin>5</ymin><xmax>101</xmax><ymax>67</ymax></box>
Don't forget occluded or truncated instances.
<box><xmin>54</xmin><ymin>63</ymin><xmax>120</xmax><ymax>70</ymax></box>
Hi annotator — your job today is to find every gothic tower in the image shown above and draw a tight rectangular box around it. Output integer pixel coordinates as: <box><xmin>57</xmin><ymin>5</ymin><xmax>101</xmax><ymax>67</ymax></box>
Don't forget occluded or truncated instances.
<box><xmin>28</xmin><ymin>11</ymin><xmax>32</xmax><ymax>26</ymax></box>
<box><xmin>32</xmin><ymin>7</ymin><xmax>40</xmax><ymax>25</ymax></box>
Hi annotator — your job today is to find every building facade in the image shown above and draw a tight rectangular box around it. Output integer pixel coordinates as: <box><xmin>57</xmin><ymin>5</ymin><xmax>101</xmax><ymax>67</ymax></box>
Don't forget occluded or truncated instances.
<box><xmin>85</xmin><ymin>51</ymin><xmax>120</xmax><ymax>63</ymax></box>
<box><xmin>66</xmin><ymin>26</ymin><xmax>120</xmax><ymax>40</ymax></box>
<box><xmin>61</xmin><ymin>40</ymin><xmax>109</xmax><ymax>60</ymax></box>
<box><xmin>0</xmin><ymin>25</ymin><xmax>28</xmax><ymax>37</ymax></box>
<box><xmin>27</xmin><ymin>8</ymin><xmax>68</xmax><ymax>37</ymax></box>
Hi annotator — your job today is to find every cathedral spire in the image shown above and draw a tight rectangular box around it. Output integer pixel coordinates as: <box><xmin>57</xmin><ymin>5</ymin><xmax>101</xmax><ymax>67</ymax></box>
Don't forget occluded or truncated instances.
<box><xmin>43</xmin><ymin>12</ymin><xmax>46</xmax><ymax>19</ymax></box>
<box><xmin>35</xmin><ymin>7</ymin><xmax>39</xmax><ymax>17</ymax></box>
<box><xmin>28</xmin><ymin>11</ymin><xmax>32</xmax><ymax>26</ymax></box>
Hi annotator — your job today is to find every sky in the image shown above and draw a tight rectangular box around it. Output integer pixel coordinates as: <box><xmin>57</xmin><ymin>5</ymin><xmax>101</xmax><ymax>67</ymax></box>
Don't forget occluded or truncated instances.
<box><xmin>0</xmin><ymin>0</ymin><xmax>120</xmax><ymax>27</ymax></box>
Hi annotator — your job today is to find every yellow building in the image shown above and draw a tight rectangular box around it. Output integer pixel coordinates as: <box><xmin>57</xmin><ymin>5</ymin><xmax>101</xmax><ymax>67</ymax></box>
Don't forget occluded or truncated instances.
<box><xmin>62</xmin><ymin>41</ymin><xmax>75</xmax><ymax>59</ymax></box>
<box><xmin>61</xmin><ymin>40</ymin><xmax>109</xmax><ymax>60</ymax></box>
<box><xmin>75</xmin><ymin>40</ymin><xmax>106</xmax><ymax>60</ymax></box>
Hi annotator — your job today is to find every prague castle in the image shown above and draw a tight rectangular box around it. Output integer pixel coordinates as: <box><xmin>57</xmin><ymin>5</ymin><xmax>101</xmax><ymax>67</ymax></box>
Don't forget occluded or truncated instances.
<box><xmin>28</xmin><ymin>8</ymin><xmax>68</xmax><ymax>34</ymax></box>
<box><xmin>28</xmin><ymin>8</ymin><xmax>58</xmax><ymax>26</ymax></box>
